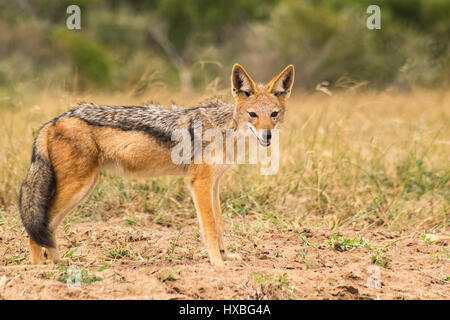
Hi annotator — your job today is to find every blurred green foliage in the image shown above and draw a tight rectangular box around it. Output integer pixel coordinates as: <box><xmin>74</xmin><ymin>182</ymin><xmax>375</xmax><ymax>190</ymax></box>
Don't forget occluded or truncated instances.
<box><xmin>53</xmin><ymin>28</ymin><xmax>112</xmax><ymax>88</ymax></box>
<box><xmin>0</xmin><ymin>0</ymin><xmax>448</xmax><ymax>96</ymax></box>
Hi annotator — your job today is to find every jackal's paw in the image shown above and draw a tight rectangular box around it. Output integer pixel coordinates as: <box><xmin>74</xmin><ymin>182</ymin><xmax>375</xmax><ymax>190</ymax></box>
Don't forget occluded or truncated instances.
<box><xmin>30</xmin><ymin>249</ymin><xmax>46</xmax><ymax>265</ymax></box>
<box><xmin>43</xmin><ymin>249</ymin><xmax>62</xmax><ymax>264</ymax></box>
<box><xmin>30</xmin><ymin>257</ymin><xmax>46</xmax><ymax>265</ymax></box>
<box><xmin>210</xmin><ymin>255</ymin><xmax>225</xmax><ymax>266</ymax></box>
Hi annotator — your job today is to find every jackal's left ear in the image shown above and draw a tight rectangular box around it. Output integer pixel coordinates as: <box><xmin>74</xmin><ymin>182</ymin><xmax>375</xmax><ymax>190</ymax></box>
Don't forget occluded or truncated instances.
<box><xmin>266</xmin><ymin>65</ymin><xmax>295</xmax><ymax>99</ymax></box>
<box><xmin>231</xmin><ymin>64</ymin><xmax>258</xmax><ymax>99</ymax></box>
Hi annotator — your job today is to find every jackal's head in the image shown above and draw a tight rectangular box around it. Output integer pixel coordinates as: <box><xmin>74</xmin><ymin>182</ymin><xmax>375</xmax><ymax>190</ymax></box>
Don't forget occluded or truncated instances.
<box><xmin>231</xmin><ymin>64</ymin><xmax>295</xmax><ymax>147</ymax></box>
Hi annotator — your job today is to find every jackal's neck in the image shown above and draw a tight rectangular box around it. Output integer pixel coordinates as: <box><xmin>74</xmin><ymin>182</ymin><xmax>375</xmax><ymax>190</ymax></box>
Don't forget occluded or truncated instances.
<box><xmin>194</xmin><ymin>97</ymin><xmax>236</xmax><ymax>130</ymax></box>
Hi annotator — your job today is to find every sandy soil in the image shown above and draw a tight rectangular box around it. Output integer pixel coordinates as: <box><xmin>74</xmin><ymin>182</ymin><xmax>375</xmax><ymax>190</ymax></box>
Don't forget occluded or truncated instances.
<box><xmin>0</xmin><ymin>214</ymin><xmax>448</xmax><ymax>300</ymax></box>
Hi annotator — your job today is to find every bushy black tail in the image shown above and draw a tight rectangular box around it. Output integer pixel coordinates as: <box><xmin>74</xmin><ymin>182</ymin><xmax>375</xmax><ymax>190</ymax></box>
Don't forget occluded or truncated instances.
<box><xmin>19</xmin><ymin>146</ymin><xmax>56</xmax><ymax>248</ymax></box>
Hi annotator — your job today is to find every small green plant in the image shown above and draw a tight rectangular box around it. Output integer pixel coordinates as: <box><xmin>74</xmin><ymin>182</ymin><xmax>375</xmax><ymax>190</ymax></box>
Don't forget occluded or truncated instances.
<box><xmin>371</xmin><ymin>248</ymin><xmax>391</xmax><ymax>268</ymax></box>
<box><xmin>429</xmin><ymin>248</ymin><xmax>449</xmax><ymax>264</ymax></box>
<box><xmin>300</xmin><ymin>248</ymin><xmax>308</xmax><ymax>259</ymax></box>
<box><xmin>442</xmin><ymin>248</ymin><xmax>450</xmax><ymax>260</ymax></box>
<box><xmin>298</xmin><ymin>248</ymin><xmax>320</xmax><ymax>269</ymax></box>
<box><xmin>274</xmin><ymin>273</ymin><xmax>290</xmax><ymax>288</ymax></box>
<box><xmin>421</xmin><ymin>233</ymin><xmax>435</xmax><ymax>244</ymax></box>
<box><xmin>253</xmin><ymin>273</ymin><xmax>267</xmax><ymax>284</ymax></box>
<box><xmin>252</xmin><ymin>273</ymin><xmax>293</xmax><ymax>293</ymax></box>
<box><xmin>165</xmin><ymin>266</ymin><xmax>181</xmax><ymax>281</ymax></box>
<box><xmin>6</xmin><ymin>255</ymin><xmax>26</xmax><ymax>264</ymax></box>
<box><xmin>166</xmin><ymin>233</ymin><xmax>181</xmax><ymax>260</ymax></box>
<box><xmin>227</xmin><ymin>243</ymin><xmax>237</xmax><ymax>253</ymax></box>
<box><xmin>295</xmin><ymin>233</ymin><xmax>320</xmax><ymax>248</ymax></box>
<box><xmin>97</xmin><ymin>264</ymin><xmax>111</xmax><ymax>272</ymax></box>
<box><xmin>328</xmin><ymin>234</ymin><xmax>371</xmax><ymax>252</ymax></box>
<box><xmin>106</xmin><ymin>248</ymin><xmax>130</xmax><ymax>259</ymax></box>
<box><xmin>154</xmin><ymin>212</ymin><xmax>173</xmax><ymax>226</ymax></box>
<box><xmin>64</xmin><ymin>247</ymin><xmax>79</xmax><ymax>258</ymax></box>
<box><xmin>305</xmin><ymin>260</ymin><xmax>320</xmax><ymax>270</ymax></box>
<box><xmin>125</xmin><ymin>217</ymin><xmax>138</xmax><ymax>226</ymax></box>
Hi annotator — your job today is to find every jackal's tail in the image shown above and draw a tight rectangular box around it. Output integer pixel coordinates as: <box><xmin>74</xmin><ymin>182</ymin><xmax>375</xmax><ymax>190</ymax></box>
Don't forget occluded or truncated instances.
<box><xmin>19</xmin><ymin>128</ymin><xmax>56</xmax><ymax>248</ymax></box>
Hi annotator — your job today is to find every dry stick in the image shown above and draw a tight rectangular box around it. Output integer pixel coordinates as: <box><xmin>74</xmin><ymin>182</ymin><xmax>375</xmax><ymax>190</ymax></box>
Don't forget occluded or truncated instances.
<box><xmin>6</xmin><ymin>275</ymin><xmax>19</xmax><ymax>287</ymax></box>
<box><xmin>415</xmin><ymin>270</ymin><xmax>448</xmax><ymax>285</ymax></box>
<box><xmin>19</xmin><ymin>286</ymin><xmax>27</xmax><ymax>296</ymax></box>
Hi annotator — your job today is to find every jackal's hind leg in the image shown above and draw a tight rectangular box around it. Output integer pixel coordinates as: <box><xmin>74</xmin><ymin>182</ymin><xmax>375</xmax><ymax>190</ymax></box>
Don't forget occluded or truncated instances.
<box><xmin>29</xmin><ymin>238</ymin><xmax>46</xmax><ymax>265</ymax></box>
<box><xmin>43</xmin><ymin>174</ymin><xmax>99</xmax><ymax>264</ymax></box>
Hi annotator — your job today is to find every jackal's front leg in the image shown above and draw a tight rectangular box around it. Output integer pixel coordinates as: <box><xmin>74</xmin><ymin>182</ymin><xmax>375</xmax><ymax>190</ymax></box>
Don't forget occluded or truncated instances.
<box><xmin>189</xmin><ymin>166</ymin><xmax>223</xmax><ymax>266</ymax></box>
<box><xmin>212</xmin><ymin>180</ymin><xmax>241</xmax><ymax>262</ymax></box>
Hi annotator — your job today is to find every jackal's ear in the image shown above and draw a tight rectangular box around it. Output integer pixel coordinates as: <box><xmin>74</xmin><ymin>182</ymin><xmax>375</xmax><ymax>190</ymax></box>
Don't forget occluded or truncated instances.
<box><xmin>231</xmin><ymin>64</ymin><xmax>257</xmax><ymax>99</ymax></box>
<box><xmin>266</xmin><ymin>65</ymin><xmax>295</xmax><ymax>100</ymax></box>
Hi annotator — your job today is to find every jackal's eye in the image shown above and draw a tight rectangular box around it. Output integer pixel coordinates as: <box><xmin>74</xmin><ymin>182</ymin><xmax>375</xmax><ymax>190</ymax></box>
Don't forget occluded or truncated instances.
<box><xmin>248</xmin><ymin>112</ymin><xmax>258</xmax><ymax>118</ymax></box>
<box><xmin>274</xmin><ymin>92</ymin><xmax>283</xmax><ymax>97</ymax></box>
<box><xmin>271</xmin><ymin>111</ymin><xmax>279</xmax><ymax>118</ymax></box>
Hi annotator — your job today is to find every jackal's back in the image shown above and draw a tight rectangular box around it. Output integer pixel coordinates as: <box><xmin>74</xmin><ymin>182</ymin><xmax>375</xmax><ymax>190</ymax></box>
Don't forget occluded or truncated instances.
<box><xmin>56</xmin><ymin>98</ymin><xmax>234</xmax><ymax>147</ymax></box>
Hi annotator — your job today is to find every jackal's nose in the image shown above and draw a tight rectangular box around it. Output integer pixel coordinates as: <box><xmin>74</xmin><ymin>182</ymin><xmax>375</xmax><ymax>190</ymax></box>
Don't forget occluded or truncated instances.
<box><xmin>262</xmin><ymin>130</ymin><xmax>271</xmax><ymax>143</ymax></box>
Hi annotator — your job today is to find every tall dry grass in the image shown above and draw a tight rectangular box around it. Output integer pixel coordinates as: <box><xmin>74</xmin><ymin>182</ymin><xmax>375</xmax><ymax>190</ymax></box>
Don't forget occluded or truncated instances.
<box><xmin>0</xmin><ymin>88</ymin><xmax>448</xmax><ymax>233</ymax></box>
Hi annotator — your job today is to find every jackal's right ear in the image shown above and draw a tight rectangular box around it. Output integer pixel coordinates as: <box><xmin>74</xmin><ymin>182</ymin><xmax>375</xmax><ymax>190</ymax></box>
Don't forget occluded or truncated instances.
<box><xmin>231</xmin><ymin>64</ymin><xmax>257</xmax><ymax>99</ymax></box>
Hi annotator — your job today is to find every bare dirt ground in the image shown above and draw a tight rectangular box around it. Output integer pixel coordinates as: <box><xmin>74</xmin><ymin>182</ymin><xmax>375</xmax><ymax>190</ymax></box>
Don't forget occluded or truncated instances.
<box><xmin>1</xmin><ymin>213</ymin><xmax>448</xmax><ymax>300</ymax></box>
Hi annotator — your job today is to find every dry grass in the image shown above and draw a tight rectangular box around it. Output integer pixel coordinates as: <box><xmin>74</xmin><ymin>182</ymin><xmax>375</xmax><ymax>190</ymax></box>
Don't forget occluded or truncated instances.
<box><xmin>0</xmin><ymin>88</ymin><xmax>448</xmax><ymax>236</ymax></box>
<box><xmin>0</xmin><ymin>88</ymin><xmax>449</xmax><ymax>300</ymax></box>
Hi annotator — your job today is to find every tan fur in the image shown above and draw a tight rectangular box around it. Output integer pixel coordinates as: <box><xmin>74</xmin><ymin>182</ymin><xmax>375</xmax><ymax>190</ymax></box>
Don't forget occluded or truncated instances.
<box><xmin>26</xmin><ymin>64</ymin><xmax>294</xmax><ymax>266</ymax></box>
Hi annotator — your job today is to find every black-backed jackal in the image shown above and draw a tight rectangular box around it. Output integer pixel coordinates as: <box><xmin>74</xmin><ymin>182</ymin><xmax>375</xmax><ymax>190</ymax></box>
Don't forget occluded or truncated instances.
<box><xmin>19</xmin><ymin>64</ymin><xmax>295</xmax><ymax>266</ymax></box>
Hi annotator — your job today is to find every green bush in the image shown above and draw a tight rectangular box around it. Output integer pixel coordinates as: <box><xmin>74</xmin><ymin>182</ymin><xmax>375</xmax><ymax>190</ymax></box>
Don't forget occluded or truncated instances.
<box><xmin>0</xmin><ymin>0</ymin><xmax>448</xmax><ymax>91</ymax></box>
<box><xmin>53</xmin><ymin>28</ymin><xmax>112</xmax><ymax>88</ymax></box>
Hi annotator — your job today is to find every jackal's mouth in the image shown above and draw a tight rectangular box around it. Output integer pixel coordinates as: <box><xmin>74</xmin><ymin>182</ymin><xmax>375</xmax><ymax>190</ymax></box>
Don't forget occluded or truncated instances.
<box><xmin>249</xmin><ymin>127</ymin><xmax>271</xmax><ymax>147</ymax></box>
